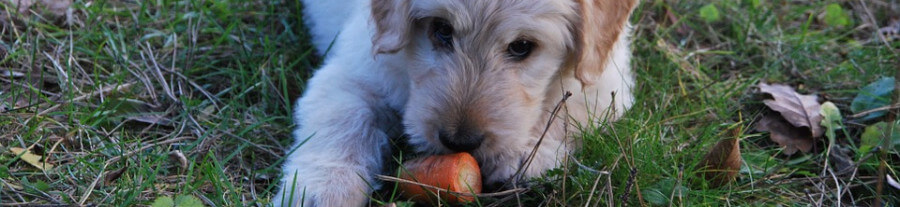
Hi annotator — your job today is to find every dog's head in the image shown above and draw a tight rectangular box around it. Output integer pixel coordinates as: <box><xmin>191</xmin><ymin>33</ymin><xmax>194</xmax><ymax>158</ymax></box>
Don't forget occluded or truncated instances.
<box><xmin>373</xmin><ymin>0</ymin><xmax>636</xmax><ymax>162</ymax></box>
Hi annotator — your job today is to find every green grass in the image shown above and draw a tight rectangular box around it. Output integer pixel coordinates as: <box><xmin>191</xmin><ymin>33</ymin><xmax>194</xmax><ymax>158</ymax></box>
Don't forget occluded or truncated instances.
<box><xmin>1</xmin><ymin>0</ymin><xmax>898</xmax><ymax>206</ymax></box>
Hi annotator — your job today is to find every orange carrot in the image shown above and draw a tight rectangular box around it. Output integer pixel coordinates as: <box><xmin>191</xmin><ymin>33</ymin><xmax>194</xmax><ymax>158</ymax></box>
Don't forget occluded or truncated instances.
<box><xmin>398</xmin><ymin>152</ymin><xmax>482</xmax><ymax>204</ymax></box>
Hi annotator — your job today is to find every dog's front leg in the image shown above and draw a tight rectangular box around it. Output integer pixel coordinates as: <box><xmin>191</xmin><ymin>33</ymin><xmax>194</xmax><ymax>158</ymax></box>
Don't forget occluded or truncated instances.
<box><xmin>274</xmin><ymin>71</ymin><xmax>395</xmax><ymax>207</ymax></box>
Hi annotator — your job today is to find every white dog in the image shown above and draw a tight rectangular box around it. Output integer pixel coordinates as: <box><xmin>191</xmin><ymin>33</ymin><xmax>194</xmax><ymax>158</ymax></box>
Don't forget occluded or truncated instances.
<box><xmin>275</xmin><ymin>0</ymin><xmax>638</xmax><ymax>206</ymax></box>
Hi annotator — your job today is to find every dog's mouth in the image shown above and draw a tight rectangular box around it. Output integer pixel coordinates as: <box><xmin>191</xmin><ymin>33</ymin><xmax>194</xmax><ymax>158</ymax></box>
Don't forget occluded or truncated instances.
<box><xmin>398</xmin><ymin>132</ymin><xmax>523</xmax><ymax>193</ymax></box>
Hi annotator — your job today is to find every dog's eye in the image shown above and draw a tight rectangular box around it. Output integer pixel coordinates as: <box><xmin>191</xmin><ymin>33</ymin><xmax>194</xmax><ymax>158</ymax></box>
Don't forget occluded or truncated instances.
<box><xmin>431</xmin><ymin>19</ymin><xmax>453</xmax><ymax>48</ymax></box>
<box><xmin>507</xmin><ymin>40</ymin><xmax>535</xmax><ymax>60</ymax></box>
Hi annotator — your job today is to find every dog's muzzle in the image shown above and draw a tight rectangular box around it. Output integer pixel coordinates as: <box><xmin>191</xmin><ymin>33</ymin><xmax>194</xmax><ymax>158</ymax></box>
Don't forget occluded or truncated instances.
<box><xmin>438</xmin><ymin>126</ymin><xmax>484</xmax><ymax>152</ymax></box>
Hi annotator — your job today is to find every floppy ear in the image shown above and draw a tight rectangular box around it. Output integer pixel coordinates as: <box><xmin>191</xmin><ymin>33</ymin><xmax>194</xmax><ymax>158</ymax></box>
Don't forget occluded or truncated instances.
<box><xmin>371</xmin><ymin>0</ymin><xmax>412</xmax><ymax>54</ymax></box>
<box><xmin>572</xmin><ymin>0</ymin><xmax>638</xmax><ymax>86</ymax></box>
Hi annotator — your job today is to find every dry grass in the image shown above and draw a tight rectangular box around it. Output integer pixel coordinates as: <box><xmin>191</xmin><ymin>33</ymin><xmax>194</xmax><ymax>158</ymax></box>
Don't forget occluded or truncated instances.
<box><xmin>2</xmin><ymin>0</ymin><xmax>310</xmax><ymax>205</ymax></box>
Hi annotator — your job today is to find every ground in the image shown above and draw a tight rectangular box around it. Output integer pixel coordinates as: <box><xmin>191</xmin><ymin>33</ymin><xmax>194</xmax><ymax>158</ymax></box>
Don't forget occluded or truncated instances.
<box><xmin>1</xmin><ymin>0</ymin><xmax>898</xmax><ymax>206</ymax></box>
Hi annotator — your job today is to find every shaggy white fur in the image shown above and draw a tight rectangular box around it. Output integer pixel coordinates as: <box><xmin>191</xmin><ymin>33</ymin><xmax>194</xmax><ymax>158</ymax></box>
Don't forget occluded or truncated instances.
<box><xmin>274</xmin><ymin>0</ymin><xmax>638</xmax><ymax>206</ymax></box>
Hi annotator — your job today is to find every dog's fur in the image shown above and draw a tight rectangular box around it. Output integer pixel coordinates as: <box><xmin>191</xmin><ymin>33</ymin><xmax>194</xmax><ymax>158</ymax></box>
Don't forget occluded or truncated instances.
<box><xmin>275</xmin><ymin>0</ymin><xmax>638</xmax><ymax>206</ymax></box>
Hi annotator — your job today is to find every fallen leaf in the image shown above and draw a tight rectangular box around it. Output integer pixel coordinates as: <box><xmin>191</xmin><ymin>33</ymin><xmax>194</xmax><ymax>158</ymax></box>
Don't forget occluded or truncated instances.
<box><xmin>696</xmin><ymin>128</ymin><xmax>742</xmax><ymax>187</ymax></box>
<box><xmin>820</xmin><ymin>101</ymin><xmax>843</xmax><ymax>140</ymax></box>
<box><xmin>822</xmin><ymin>3</ymin><xmax>850</xmax><ymax>27</ymax></box>
<box><xmin>755</xmin><ymin>115</ymin><xmax>815</xmax><ymax>155</ymax></box>
<box><xmin>642</xmin><ymin>178</ymin><xmax>689</xmax><ymax>205</ymax></box>
<box><xmin>169</xmin><ymin>150</ymin><xmax>188</xmax><ymax>169</ymax></box>
<box><xmin>699</xmin><ymin>4</ymin><xmax>720</xmax><ymax>23</ymax></box>
<box><xmin>150</xmin><ymin>196</ymin><xmax>175</xmax><ymax>207</ymax></box>
<box><xmin>641</xmin><ymin>189</ymin><xmax>668</xmax><ymax>205</ymax></box>
<box><xmin>758</xmin><ymin>82</ymin><xmax>824</xmax><ymax>138</ymax></box>
<box><xmin>174</xmin><ymin>195</ymin><xmax>205</xmax><ymax>207</ymax></box>
<box><xmin>860</xmin><ymin>121</ymin><xmax>900</xmax><ymax>157</ymax></box>
<box><xmin>819</xmin><ymin>102</ymin><xmax>853</xmax><ymax>175</ymax></box>
<box><xmin>103</xmin><ymin>168</ymin><xmax>126</xmax><ymax>185</ymax></box>
<box><xmin>9</xmin><ymin>147</ymin><xmax>54</xmax><ymax>171</ymax></box>
<box><xmin>850</xmin><ymin>77</ymin><xmax>895</xmax><ymax>122</ymax></box>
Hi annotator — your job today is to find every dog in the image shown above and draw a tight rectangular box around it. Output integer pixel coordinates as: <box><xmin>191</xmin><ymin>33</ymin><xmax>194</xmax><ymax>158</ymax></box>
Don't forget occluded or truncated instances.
<box><xmin>274</xmin><ymin>0</ymin><xmax>638</xmax><ymax>206</ymax></box>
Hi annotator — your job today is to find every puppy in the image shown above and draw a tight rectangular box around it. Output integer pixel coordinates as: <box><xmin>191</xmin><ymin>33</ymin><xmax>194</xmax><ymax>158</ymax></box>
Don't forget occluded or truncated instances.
<box><xmin>274</xmin><ymin>0</ymin><xmax>637</xmax><ymax>206</ymax></box>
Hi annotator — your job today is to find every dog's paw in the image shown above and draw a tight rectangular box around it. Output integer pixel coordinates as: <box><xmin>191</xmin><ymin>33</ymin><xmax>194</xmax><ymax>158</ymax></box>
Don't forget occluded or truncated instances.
<box><xmin>273</xmin><ymin>167</ymin><xmax>373</xmax><ymax>207</ymax></box>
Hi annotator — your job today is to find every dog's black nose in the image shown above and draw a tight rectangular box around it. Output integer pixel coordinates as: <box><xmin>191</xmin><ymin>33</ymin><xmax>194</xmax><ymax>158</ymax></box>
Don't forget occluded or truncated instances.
<box><xmin>438</xmin><ymin>128</ymin><xmax>484</xmax><ymax>152</ymax></box>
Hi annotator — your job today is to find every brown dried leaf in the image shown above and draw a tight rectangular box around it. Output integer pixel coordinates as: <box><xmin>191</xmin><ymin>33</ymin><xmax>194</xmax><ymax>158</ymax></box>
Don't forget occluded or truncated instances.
<box><xmin>696</xmin><ymin>128</ymin><xmax>742</xmax><ymax>187</ymax></box>
<box><xmin>9</xmin><ymin>147</ymin><xmax>54</xmax><ymax>171</ymax></box>
<box><xmin>103</xmin><ymin>168</ymin><xmax>126</xmax><ymax>185</ymax></box>
<box><xmin>758</xmin><ymin>83</ymin><xmax>824</xmax><ymax>138</ymax></box>
<box><xmin>755</xmin><ymin>115</ymin><xmax>815</xmax><ymax>155</ymax></box>
<box><xmin>169</xmin><ymin>150</ymin><xmax>188</xmax><ymax>169</ymax></box>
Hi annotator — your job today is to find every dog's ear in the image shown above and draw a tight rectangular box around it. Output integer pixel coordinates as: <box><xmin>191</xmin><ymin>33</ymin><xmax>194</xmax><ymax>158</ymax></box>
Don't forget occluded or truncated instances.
<box><xmin>572</xmin><ymin>0</ymin><xmax>638</xmax><ymax>86</ymax></box>
<box><xmin>372</xmin><ymin>0</ymin><xmax>412</xmax><ymax>54</ymax></box>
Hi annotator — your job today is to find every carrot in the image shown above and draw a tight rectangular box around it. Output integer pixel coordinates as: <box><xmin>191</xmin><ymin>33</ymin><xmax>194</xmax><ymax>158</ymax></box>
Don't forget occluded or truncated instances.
<box><xmin>398</xmin><ymin>152</ymin><xmax>482</xmax><ymax>204</ymax></box>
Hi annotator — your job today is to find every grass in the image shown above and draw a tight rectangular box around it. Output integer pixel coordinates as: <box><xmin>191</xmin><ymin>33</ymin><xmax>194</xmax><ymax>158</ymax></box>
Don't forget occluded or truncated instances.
<box><xmin>0</xmin><ymin>0</ymin><xmax>897</xmax><ymax>206</ymax></box>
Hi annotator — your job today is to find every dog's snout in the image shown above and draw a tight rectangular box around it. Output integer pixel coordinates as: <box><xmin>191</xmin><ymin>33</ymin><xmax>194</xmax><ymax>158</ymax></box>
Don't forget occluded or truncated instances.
<box><xmin>438</xmin><ymin>127</ymin><xmax>484</xmax><ymax>152</ymax></box>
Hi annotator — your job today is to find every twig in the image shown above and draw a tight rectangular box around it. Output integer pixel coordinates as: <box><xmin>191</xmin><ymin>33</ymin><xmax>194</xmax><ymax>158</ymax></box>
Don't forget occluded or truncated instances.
<box><xmin>620</xmin><ymin>167</ymin><xmax>637</xmax><ymax>204</ymax></box>
<box><xmin>803</xmin><ymin>189</ymin><xmax>819</xmax><ymax>207</ymax></box>
<box><xmin>584</xmin><ymin>169</ymin><xmax>610</xmax><ymax>206</ymax></box>
<box><xmin>503</xmin><ymin>91</ymin><xmax>572</xmax><ymax>188</ymax></box>
<box><xmin>849</xmin><ymin>104</ymin><xmax>900</xmax><ymax>119</ymax></box>
<box><xmin>604</xmin><ymin>155</ymin><xmax>623</xmax><ymax>207</ymax></box>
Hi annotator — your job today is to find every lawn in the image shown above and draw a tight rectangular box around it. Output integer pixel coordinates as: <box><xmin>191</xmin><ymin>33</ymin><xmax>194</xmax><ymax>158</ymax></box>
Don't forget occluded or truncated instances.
<box><xmin>1</xmin><ymin>0</ymin><xmax>898</xmax><ymax>206</ymax></box>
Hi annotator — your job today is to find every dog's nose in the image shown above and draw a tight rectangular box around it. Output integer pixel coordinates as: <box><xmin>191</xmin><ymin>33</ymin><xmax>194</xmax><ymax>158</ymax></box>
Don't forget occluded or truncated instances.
<box><xmin>438</xmin><ymin>128</ymin><xmax>484</xmax><ymax>152</ymax></box>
